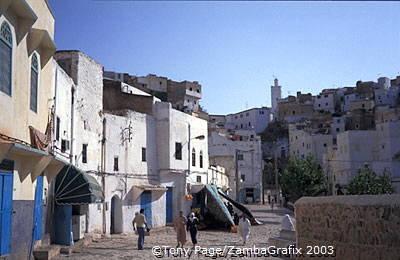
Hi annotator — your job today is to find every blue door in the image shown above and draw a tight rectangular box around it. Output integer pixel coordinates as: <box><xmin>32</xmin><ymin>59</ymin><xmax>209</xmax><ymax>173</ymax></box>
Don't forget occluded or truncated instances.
<box><xmin>33</xmin><ymin>175</ymin><xmax>44</xmax><ymax>240</ymax></box>
<box><xmin>0</xmin><ymin>172</ymin><xmax>13</xmax><ymax>255</ymax></box>
<box><xmin>140</xmin><ymin>191</ymin><xmax>152</xmax><ymax>227</ymax></box>
<box><xmin>166</xmin><ymin>188</ymin><xmax>173</xmax><ymax>223</ymax></box>
<box><xmin>54</xmin><ymin>205</ymin><xmax>72</xmax><ymax>245</ymax></box>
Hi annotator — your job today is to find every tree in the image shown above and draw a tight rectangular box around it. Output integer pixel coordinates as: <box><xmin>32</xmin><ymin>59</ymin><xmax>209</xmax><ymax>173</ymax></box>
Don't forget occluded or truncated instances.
<box><xmin>346</xmin><ymin>166</ymin><xmax>394</xmax><ymax>195</ymax></box>
<box><xmin>280</xmin><ymin>156</ymin><xmax>327</xmax><ymax>203</ymax></box>
<box><xmin>260</xmin><ymin>120</ymin><xmax>288</xmax><ymax>143</ymax></box>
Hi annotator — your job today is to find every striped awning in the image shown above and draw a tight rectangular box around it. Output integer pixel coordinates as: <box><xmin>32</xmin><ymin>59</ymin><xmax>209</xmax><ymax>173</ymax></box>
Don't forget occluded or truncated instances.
<box><xmin>55</xmin><ymin>164</ymin><xmax>104</xmax><ymax>205</ymax></box>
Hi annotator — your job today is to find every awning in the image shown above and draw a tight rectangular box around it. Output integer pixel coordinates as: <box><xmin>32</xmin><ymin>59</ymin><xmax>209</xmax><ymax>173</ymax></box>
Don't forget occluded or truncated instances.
<box><xmin>55</xmin><ymin>165</ymin><xmax>104</xmax><ymax>205</ymax></box>
<box><xmin>131</xmin><ymin>185</ymin><xmax>167</xmax><ymax>201</ymax></box>
<box><xmin>0</xmin><ymin>142</ymin><xmax>54</xmax><ymax>181</ymax></box>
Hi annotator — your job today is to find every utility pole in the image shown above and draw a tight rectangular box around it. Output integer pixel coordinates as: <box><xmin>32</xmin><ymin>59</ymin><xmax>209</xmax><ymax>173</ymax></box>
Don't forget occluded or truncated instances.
<box><xmin>274</xmin><ymin>141</ymin><xmax>279</xmax><ymax>203</ymax></box>
<box><xmin>235</xmin><ymin>149</ymin><xmax>240</xmax><ymax>202</ymax></box>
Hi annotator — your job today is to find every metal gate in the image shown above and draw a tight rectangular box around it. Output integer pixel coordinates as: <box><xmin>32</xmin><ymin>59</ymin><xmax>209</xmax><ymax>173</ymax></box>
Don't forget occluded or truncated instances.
<box><xmin>0</xmin><ymin>171</ymin><xmax>13</xmax><ymax>255</ymax></box>
<box><xmin>140</xmin><ymin>191</ymin><xmax>152</xmax><ymax>227</ymax></box>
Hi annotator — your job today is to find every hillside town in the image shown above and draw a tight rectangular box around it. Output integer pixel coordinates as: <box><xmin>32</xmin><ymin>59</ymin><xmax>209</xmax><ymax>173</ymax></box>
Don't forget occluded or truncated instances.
<box><xmin>0</xmin><ymin>1</ymin><xmax>399</xmax><ymax>260</ymax></box>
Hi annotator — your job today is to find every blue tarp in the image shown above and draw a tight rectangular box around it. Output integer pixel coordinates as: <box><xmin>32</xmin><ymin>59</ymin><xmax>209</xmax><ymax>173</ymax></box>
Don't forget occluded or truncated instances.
<box><xmin>204</xmin><ymin>184</ymin><xmax>235</xmax><ymax>227</ymax></box>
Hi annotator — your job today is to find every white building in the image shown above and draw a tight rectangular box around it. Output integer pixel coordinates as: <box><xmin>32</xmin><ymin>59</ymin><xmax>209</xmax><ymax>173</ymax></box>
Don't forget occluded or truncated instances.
<box><xmin>324</xmin><ymin>121</ymin><xmax>400</xmax><ymax>194</ymax></box>
<box><xmin>289</xmin><ymin>124</ymin><xmax>333</xmax><ymax>163</ymax></box>
<box><xmin>314</xmin><ymin>91</ymin><xmax>336</xmax><ymax>113</ymax></box>
<box><xmin>208</xmin><ymin>130</ymin><xmax>263</xmax><ymax>203</ymax></box>
<box><xmin>224</xmin><ymin>107</ymin><xmax>272</xmax><ymax>134</ymax></box>
<box><xmin>155</xmin><ymin>102</ymin><xmax>209</xmax><ymax>218</ymax></box>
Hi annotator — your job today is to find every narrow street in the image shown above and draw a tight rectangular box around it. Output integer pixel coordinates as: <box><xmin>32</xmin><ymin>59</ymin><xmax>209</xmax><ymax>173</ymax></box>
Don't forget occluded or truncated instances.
<box><xmin>56</xmin><ymin>204</ymin><xmax>293</xmax><ymax>259</ymax></box>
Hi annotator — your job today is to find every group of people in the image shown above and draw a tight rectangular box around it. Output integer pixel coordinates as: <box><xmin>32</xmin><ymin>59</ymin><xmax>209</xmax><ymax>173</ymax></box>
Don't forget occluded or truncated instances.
<box><xmin>132</xmin><ymin>210</ymin><xmax>200</xmax><ymax>250</ymax></box>
<box><xmin>132</xmin><ymin>208</ymin><xmax>252</xmax><ymax>250</ymax></box>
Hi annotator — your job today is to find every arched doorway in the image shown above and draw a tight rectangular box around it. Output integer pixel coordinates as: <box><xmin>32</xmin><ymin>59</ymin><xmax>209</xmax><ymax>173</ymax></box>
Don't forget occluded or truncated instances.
<box><xmin>110</xmin><ymin>195</ymin><xmax>123</xmax><ymax>234</ymax></box>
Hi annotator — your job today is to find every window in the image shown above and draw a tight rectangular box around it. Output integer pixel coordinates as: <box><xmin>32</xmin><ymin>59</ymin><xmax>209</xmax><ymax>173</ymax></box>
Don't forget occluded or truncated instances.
<box><xmin>292</xmin><ymin>110</ymin><xmax>296</xmax><ymax>115</ymax></box>
<box><xmin>337</xmin><ymin>119</ymin><xmax>341</xmax><ymax>123</ymax></box>
<box><xmin>241</xmin><ymin>174</ymin><xmax>245</xmax><ymax>181</ymax></box>
<box><xmin>248</xmin><ymin>122</ymin><xmax>251</xmax><ymax>126</ymax></box>
<box><xmin>175</xmin><ymin>142</ymin><xmax>182</xmax><ymax>160</ymax></box>
<box><xmin>61</xmin><ymin>139</ymin><xmax>69</xmax><ymax>153</ymax></box>
<box><xmin>318</xmin><ymin>104</ymin><xmax>321</xmax><ymax>107</ymax></box>
<box><xmin>336</xmin><ymin>128</ymin><xmax>340</xmax><ymax>132</ymax></box>
<box><xmin>82</xmin><ymin>144</ymin><xmax>88</xmax><ymax>163</ymax></box>
<box><xmin>114</xmin><ymin>157</ymin><xmax>119</xmax><ymax>171</ymax></box>
<box><xmin>323</xmin><ymin>143</ymin><xmax>327</xmax><ymax>147</ymax></box>
<box><xmin>199</xmin><ymin>151</ymin><xmax>203</xmax><ymax>168</ymax></box>
<box><xmin>142</xmin><ymin>147</ymin><xmax>146</xmax><ymax>162</ymax></box>
<box><xmin>196</xmin><ymin>89</ymin><xmax>200</xmax><ymax>93</ymax></box>
<box><xmin>192</xmin><ymin>148</ymin><xmax>196</xmax><ymax>167</ymax></box>
<box><xmin>189</xmin><ymin>87</ymin><xmax>193</xmax><ymax>91</ymax></box>
<box><xmin>196</xmin><ymin>176</ymin><xmax>202</xmax><ymax>183</ymax></box>
<box><xmin>240</xmin><ymin>124</ymin><xmax>243</xmax><ymax>128</ymax></box>
<box><xmin>0</xmin><ymin>22</ymin><xmax>13</xmax><ymax>96</ymax></box>
<box><xmin>30</xmin><ymin>53</ymin><xmax>39</xmax><ymax>112</ymax></box>
<box><xmin>237</xmin><ymin>154</ymin><xmax>244</xmax><ymax>160</ymax></box>
<box><xmin>56</xmin><ymin>117</ymin><xmax>61</xmax><ymax>141</ymax></box>
<box><xmin>325</xmin><ymin>103</ymin><xmax>328</xmax><ymax>106</ymax></box>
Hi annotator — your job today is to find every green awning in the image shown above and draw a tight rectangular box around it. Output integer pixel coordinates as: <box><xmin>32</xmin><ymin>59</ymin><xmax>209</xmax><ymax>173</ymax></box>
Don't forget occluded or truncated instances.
<box><xmin>55</xmin><ymin>165</ymin><xmax>104</xmax><ymax>205</ymax></box>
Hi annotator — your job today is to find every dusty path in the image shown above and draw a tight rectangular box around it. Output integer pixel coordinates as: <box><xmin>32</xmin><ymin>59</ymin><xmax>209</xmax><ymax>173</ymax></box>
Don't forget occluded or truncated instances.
<box><xmin>56</xmin><ymin>204</ymin><xmax>293</xmax><ymax>259</ymax></box>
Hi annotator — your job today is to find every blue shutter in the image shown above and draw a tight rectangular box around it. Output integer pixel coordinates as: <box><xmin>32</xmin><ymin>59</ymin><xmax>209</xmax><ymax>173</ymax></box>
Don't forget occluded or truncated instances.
<box><xmin>33</xmin><ymin>175</ymin><xmax>44</xmax><ymax>240</ymax></box>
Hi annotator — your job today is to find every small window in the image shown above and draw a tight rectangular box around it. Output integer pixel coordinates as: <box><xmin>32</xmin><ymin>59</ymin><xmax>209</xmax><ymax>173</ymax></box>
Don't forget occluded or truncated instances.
<box><xmin>56</xmin><ymin>117</ymin><xmax>61</xmax><ymax>141</ymax></box>
<box><xmin>336</xmin><ymin>128</ymin><xmax>340</xmax><ymax>132</ymax></box>
<box><xmin>0</xmin><ymin>22</ymin><xmax>13</xmax><ymax>96</ymax></box>
<box><xmin>318</xmin><ymin>104</ymin><xmax>321</xmax><ymax>107</ymax></box>
<box><xmin>175</xmin><ymin>142</ymin><xmax>182</xmax><ymax>160</ymax></box>
<box><xmin>325</xmin><ymin>103</ymin><xmax>328</xmax><ymax>106</ymax></box>
<box><xmin>196</xmin><ymin>89</ymin><xmax>200</xmax><ymax>93</ymax></box>
<box><xmin>237</xmin><ymin>154</ymin><xmax>244</xmax><ymax>160</ymax></box>
<box><xmin>189</xmin><ymin>87</ymin><xmax>193</xmax><ymax>91</ymax></box>
<box><xmin>241</xmin><ymin>174</ymin><xmax>245</xmax><ymax>181</ymax></box>
<box><xmin>61</xmin><ymin>139</ymin><xmax>69</xmax><ymax>153</ymax></box>
<box><xmin>142</xmin><ymin>147</ymin><xmax>146</xmax><ymax>162</ymax></box>
<box><xmin>248</xmin><ymin>122</ymin><xmax>251</xmax><ymax>126</ymax></box>
<box><xmin>196</xmin><ymin>176</ymin><xmax>202</xmax><ymax>183</ymax></box>
<box><xmin>240</xmin><ymin>124</ymin><xmax>243</xmax><ymax>128</ymax></box>
<box><xmin>199</xmin><ymin>151</ymin><xmax>203</xmax><ymax>168</ymax></box>
<box><xmin>30</xmin><ymin>53</ymin><xmax>39</xmax><ymax>112</ymax></box>
<box><xmin>337</xmin><ymin>119</ymin><xmax>341</xmax><ymax>123</ymax></box>
<box><xmin>114</xmin><ymin>157</ymin><xmax>119</xmax><ymax>171</ymax></box>
<box><xmin>323</xmin><ymin>143</ymin><xmax>327</xmax><ymax>147</ymax></box>
<box><xmin>292</xmin><ymin>110</ymin><xmax>296</xmax><ymax>115</ymax></box>
<box><xmin>82</xmin><ymin>144</ymin><xmax>88</xmax><ymax>163</ymax></box>
<box><xmin>192</xmin><ymin>148</ymin><xmax>196</xmax><ymax>167</ymax></box>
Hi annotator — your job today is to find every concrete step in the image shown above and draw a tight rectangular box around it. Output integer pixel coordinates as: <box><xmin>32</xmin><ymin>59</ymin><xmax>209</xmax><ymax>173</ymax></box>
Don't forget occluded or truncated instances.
<box><xmin>33</xmin><ymin>245</ymin><xmax>60</xmax><ymax>260</ymax></box>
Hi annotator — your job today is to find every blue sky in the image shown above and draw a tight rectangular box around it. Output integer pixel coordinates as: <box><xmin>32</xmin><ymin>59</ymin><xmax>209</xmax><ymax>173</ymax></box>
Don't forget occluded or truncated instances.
<box><xmin>48</xmin><ymin>1</ymin><xmax>400</xmax><ymax>115</ymax></box>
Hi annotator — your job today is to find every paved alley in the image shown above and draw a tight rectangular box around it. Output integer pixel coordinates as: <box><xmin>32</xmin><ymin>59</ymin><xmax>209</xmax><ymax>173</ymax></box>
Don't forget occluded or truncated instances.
<box><xmin>55</xmin><ymin>204</ymin><xmax>293</xmax><ymax>259</ymax></box>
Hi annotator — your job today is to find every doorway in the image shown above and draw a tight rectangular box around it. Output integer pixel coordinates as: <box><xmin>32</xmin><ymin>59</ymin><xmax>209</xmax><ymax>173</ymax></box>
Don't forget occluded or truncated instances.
<box><xmin>110</xmin><ymin>195</ymin><xmax>122</xmax><ymax>234</ymax></box>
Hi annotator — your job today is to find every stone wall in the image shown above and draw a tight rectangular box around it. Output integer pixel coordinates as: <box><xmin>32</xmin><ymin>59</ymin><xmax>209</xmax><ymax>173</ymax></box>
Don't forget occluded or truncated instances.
<box><xmin>295</xmin><ymin>195</ymin><xmax>400</xmax><ymax>260</ymax></box>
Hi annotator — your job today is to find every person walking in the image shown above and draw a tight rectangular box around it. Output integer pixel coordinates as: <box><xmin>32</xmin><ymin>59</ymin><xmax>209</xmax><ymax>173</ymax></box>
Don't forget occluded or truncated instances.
<box><xmin>174</xmin><ymin>211</ymin><xmax>187</xmax><ymax>248</ymax></box>
<box><xmin>271</xmin><ymin>198</ymin><xmax>275</xmax><ymax>211</ymax></box>
<box><xmin>132</xmin><ymin>209</ymin><xmax>147</xmax><ymax>250</ymax></box>
<box><xmin>238</xmin><ymin>215</ymin><xmax>251</xmax><ymax>245</ymax></box>
<box><xmin>186</xmin><ymin>212</ymin><xmax>199</xmax><ymax>248</ymax></box>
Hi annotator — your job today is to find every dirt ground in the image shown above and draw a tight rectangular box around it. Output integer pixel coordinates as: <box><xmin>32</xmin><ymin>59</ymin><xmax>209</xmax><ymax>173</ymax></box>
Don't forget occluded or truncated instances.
<box><xmin>56</xmin><ymin>204</ymin><xmax>293</xmax><ymax>259</ymax></box>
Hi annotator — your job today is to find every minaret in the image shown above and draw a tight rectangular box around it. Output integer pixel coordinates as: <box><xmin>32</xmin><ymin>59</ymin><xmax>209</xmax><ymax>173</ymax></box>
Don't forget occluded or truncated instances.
<box><xmin>271</xmin><ymin>78</ymin><xmax>281</xmax><ymax>114</ymax></box>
